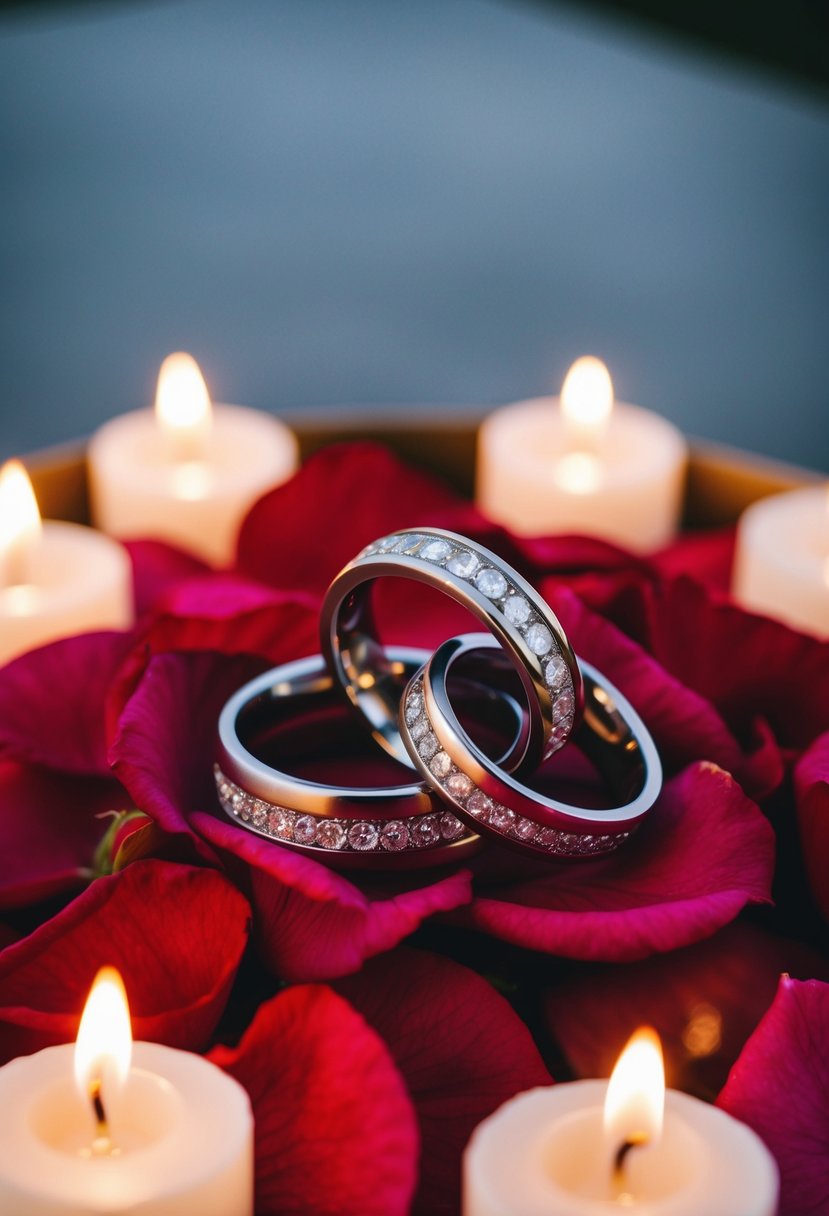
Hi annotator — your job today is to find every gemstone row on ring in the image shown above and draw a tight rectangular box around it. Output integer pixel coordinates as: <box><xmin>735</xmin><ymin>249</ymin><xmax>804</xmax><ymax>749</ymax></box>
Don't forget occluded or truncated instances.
<box><xmin>214</xmin><ymin>766</ymin><xmax>471</xmax><ymax>854</ymax></box>
<box><xmin>402</xmin><ymin>679</ymin><xmax>628</xmax><ymax>858</ymax></box>
<box><xmin>360</xmin><ymin>530</ymin><xmax>576</xmax><ymax>751</ymax></box>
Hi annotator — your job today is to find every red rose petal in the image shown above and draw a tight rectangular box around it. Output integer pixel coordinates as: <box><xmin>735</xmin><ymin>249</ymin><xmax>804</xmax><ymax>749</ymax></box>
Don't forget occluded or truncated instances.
<box><xmin>544</xmin><ymin>585</ymin><xmax>781</xmax><ymax>797</ymax></box>
<box><xmin>209</xmin><ymin>985</ymin><xmax>418</xmax><ymax>1216</ymax></box>
<box><xmin>0</xmin><ymin>860</ymin><xmax>250</xmax><ymax>1062</ymax></box>
<box><xmin>544</xmin><ymin>920</ymin><xmax>829</xmax><ymax>1099</ymax></box>
<box><xmin>0</xmin><ymin>632</ymin><xmax>134</xmax><ymax>776</ymax></box>
<box><xmin>458</xmin><ymin>762</ymin><xmax>775</xmax><ymax>961</ymax></box>
<box><xmin>109</xmin><ymin>650</ymin><xmax>266</xmax><ymax>854</ymax></box>
<box><xmin>717</xmin><ymin>976</ymin><xmax>829</xmax><ymax>1216</ymax></box>
<box><xmin>794</xmin><ymin>732</ymin><xmax>829</xmax><ymax>923</ymax></box>
<box><xmin>194</xmin><ymin>811</ymin><xmax>473</xmax><ymax>981</ymax></box>
<box><xmin>0</xmin><ymin>760</ymin><xmax>132</xmax><ymax>910</ymax></box>
<box><xmin>125</xmin><ymin>539</ymin><xmax>212</xmax><ymax>615</ymax></box>
<box><xmin>236</xmin><ymin>442</ymin><xmax>466</xmax><ymax>593</ymax></box>
<box><xmin>336</xmin><ymin>948</ymin><xmax>552</xmax><ymax>1214</ymax></box>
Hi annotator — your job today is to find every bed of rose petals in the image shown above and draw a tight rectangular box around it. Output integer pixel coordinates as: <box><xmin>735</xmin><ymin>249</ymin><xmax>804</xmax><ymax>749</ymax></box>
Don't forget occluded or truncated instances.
<box><xmin>0</xmin><ymin>442</ymin><xmax>828</xmax><ymax>1214</ymax></box>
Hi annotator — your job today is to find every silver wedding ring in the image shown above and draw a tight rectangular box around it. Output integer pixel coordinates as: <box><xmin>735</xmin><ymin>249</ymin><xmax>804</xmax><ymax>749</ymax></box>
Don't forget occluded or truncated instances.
<box><xmin>319</xmin><ymin>527</ymin><xmax>582</xmax><ymax>773</ymax></box>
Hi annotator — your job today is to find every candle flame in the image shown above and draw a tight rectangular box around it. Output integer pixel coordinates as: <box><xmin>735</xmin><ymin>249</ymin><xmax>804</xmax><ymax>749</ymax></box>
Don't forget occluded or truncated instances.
<box><xmin>0</xmin><ymin>460</ymin><xmax>42</xmax><ymax>590</ymax></box>
<box><xmin>560</xmin><ymin>356</ymin><xmax>614</xmax><ymax>441</ymax></box>
<box><xmin>604</xmin><ymin>1026</ymin><xmax>665</xmax><ymax>1149</ymax></box>
<box><xmin>74</xmin><ymin>967</ymin><xmax>132</xmax><ymax>1111</ymax></box>
<box><xmin>154</xmin><ymin>352</ymin><xmax>212</xmax><ymax>439</ymax></box>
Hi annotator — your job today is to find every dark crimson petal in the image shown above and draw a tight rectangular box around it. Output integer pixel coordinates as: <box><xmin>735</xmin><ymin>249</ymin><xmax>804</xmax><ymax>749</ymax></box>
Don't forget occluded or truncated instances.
<box><xmin>209</xmin><ymin>985</ymin><xmax>417</xmax><ymax>1216</ymax></box>
<box><xmin>650</xmin><ymin>526</ymin><xmax>736</xmax><ymax>593</ymax></box>
<box><xmin>336</xmin><ymin>948</ymin><xmax>552</xmax><ymax>1215</ymax></box>
<box><xmin>717</xmin><ymin>976</ymin><xmax>829</xmax><ymax>1216</ymax></box>
<box><xmin>109</xmin><ymin>650</ymin><xmax>265</xmax><ymax>855</ymax></box>
<box><xmin>458</xmin><ymin>762</ymin><xmax>775</xmax><ymax>961</ymax></box>
<box><xmin>0</xmin><ymin>760</ymin><xmax>132</xmax><ymax>910</ymax></box>
<box><xmin>629</xmin><ymin>577</ymin><xmax>829</xmax><ymax>750</ymax></box>
<box><xmin>0</xmin><ymin>632</ymin><xmax>134</xmax><ymax>777</ymax></box>
<box><xmin>794</xmin><ymin>732</ymin><xmax>829</xmax><ymax>923</ymax></box>
<box><xmin>193</xmin><ymin>811</ymin><xmax>473</xmax><ymax>981</ymax></box>
<box><xmin>543</xmin><ymin>585</ymin><xmax>779</xmax><ymax>796</ymax></box>
<box><xmin>236</xmin><ymin>442</ymin><xmax>466</xmax><ymax>593</ymax></box>
<box><xmin>544</xmin><ymin>920</ymin><xmax>829</xmax><ymax>1099</ymax></box>
<box><xmin>125</xmin><ymin>539</ymin><xmax>212</xmax><ymax>616</ymax></box>
<box><xmin>0</xmin><ymin>860</ymin><xmax>250</xmax><ymax>1062</ymax></box>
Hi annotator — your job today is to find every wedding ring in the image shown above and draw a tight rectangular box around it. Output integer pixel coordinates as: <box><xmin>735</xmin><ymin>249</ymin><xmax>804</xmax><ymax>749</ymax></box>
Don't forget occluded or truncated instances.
<box><xmin>320</xmin><ymin>527</ymin><xmax>582</xmax><ymax>772</ymax></box>
<box><xmin>400</xmin><ymin>634</ymin><xmax>662</xmax><ymax>859</ymax></box>
<box><xmin>214</xmin><ymin>647</ymin><xmax>524</xmax><ymax>869</ymax></box>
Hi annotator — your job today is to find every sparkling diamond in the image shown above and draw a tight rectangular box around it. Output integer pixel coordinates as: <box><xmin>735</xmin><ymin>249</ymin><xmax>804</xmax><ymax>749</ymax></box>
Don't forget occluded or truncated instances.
<box><xmin>545</xmin><ymin>655</ymin><xmax>568</xmax><ymax>688</ymax></box>
<box><xmin>317</xmin><ymin>821</ymin><xmax>347</xmax><ymax>850</ymax></box>
<box><xmin>513</xmin><ymin>818</ymin><xmax>538</xmax><ymax>842</ymax></box>
<box><xmin>447</xmin><ymin>550</ymin><xmax>479</xmax><ymax>578</ymax></box>
<box><xmin>488</xmin><ymin>804</ymin><xmax>516</xmax><ymax>832</ymax></box>
<box><xmin>421</xmin><ymin>538</ymin><xmax>452</xmax><ymax>563</ymax></box>
<box><xmin>445</xmin><ymin>771</ymin><xmax>474</xmax><ymax>799</ymax></box>
<box><xmin>399</xmin><ymin>533</ymin><xmax>426</xmax><ymax>553</ymax></box>
<box><xmin>466</xmin><ymin>790</ymin><xmax>492</xmax><ymax>819</ymax></box>
<box><xmin>376</xmin><ymin>534</ymin><xmax>401</xmax><ymax>552</ymax></box>
<box><xmin>475</xmin><ymin>568</ymin><xmax>508</xmax><ymax>600</ymax></box>
<box><xmin>405</xmin><ymin>693</ymin><xmax>424</xmax><ymax>725</ymax></box>
<box><xmin>348</xmin><ymin>821</ymin><xmax>379</xmax><ymax>851</ymax></box>
<box><xmin>380</xmin><ymin>820</ymin><xmax>410</xmax><ymax>851</ymax></box>
<box><xmin>409</xmin><ymin>716</ymin><xmax>429</xmax><ymax>742</ymax></box>
<box><xmin>504</xmin><ymin>595</ymin><xmax>531</xmax><ymax>625</ymax></box>
<box><xmin>553</xmin><ymin>689</ymin><xmax>575</xmax><ymax>718</ymax></box>
<box><xmin>418</xmin><ymin>731</ymin><xmax>439</xmax><ymax>760</ymax></box>
<box><xmin>439</xmin><ymin>812</ymin><xmax>465</xmax><ymax>840</ymax></box>
<box><xmin>268</xmin><ymin>808</ymin><xmax>294</xmax><ymax>838</ymax></box>
<box><xmin>430</xmin><ymin>750</ymin><xmax>452</xmax><ymax>778</ymax></box>
<box><xmin>537</xmin><ymin>827</ymin><xmax>560</xmax><ymax>850</ymax></box>
<box><xmin>411</xmin><ymin>815</ymin><xmax>441</xmax><ymax>847</ymax></box>
<box><xmin>525</xmin><ymin>623</ymin><xmax>553</xmax><ymax>655</ymax></box>
<box><xmin>251</xmin><ymin>802</ymin><xmax>269</xmax><ymax>829</ymax></box>
<box><xmin>294</xmin><ymin>815</ymin><xmax>317</xmax><ymax>844</ymax></box>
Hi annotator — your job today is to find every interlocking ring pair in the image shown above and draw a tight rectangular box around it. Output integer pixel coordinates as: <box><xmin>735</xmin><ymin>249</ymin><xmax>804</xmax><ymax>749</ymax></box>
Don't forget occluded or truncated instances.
<box><xmin>214</xmin><ymin>528</ymin><xmax>662</xmax><ymax>869</ymax></box>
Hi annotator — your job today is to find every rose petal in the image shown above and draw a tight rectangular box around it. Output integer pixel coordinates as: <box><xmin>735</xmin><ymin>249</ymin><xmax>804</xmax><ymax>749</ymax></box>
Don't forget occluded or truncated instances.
<box><xmin>336</xmin><ymin>947</ymin><xmax>552</xmax><ymax>1214</ymax></box>
<box><xmin>125</xmin><ymin>538</ymin><xmax>212</xmax><ymax>615</ymax></box>
<box><xmin>794</xmin><ymin>732</ymin><xmax>829</xmax><ymax>923</ymax></box>
<box><xmin>0</xmin><ymin>760</ymin><xmax>132</xmax><ymax>909</ymax></box>
<box><xmin>209</xmin><ymin>985</ymin><xmax>418</xmax><ymax>1216</ymax></box>
<box><xmin>236</xmin><ymin>442</ymin><xmax>466</xmax><ymax>593</ymax></box>
<box><xmin>110</xmin><ymin>650</ymin><xmax>266</xmax><ymax>854</ymax></box>
<box><xmin>544</xmin><ymin>920</ymin><xmax>829</xmax><ymax>1099</ymax></box>
<box><xmin>650</xmin><ymin>527</ymin><xmax>736</xmax><ymax>592</ymax></box>
<box><xmin>194</xmin><ymin>811</ymin><xmax>473</xmax><ymax>981</ymax></box>
<box><xmin>457</xmin><ymin>762</ymin><xmax>775</xmax><ymax>961</ymax></box>
<box><xmin>717</xmin><ymin>976</ymin><xmax>829</xmax><ymax>1216</ymax></box>
<box><xmin>0</xmin><ymin>632</ymin><xmax>134</xmax><ymax>776</ymax></box>
<box><xmin>542</xmin><ymin>585</ymin><xmax>782</xmax><ymax>798</ymax></box>
<box><xmin>0</xmin><ymin>860</ymin><xmax>250</xmax><ymax>1061</ymax></box>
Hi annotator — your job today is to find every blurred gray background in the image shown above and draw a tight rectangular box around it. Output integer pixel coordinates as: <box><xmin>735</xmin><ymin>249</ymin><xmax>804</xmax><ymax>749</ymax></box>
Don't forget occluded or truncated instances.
<box><xmin>1</xmin><ymin>0</ymin><xmax>828</xmax><ymax>469</ymax></box>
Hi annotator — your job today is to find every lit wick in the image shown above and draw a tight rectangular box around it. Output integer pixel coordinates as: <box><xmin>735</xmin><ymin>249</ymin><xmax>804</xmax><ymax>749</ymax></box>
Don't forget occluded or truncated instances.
<box><xmin>604</xmin><ymin>1027</ymin><xmax>665</xmax><ymax>1206</ymax></box>
<box><xmin>88</xmin><ymin>1076</ymin><xmax>117</xmax><ymax>1156</ymax></box>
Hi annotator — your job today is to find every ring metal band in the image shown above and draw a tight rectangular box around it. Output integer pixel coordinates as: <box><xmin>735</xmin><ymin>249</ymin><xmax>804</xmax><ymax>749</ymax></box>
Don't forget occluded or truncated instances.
<box><xmin>215</xmin><ymin>647</ymin><xmax>522</xmax><ymax>869</ymax></box>
<box><xmin>319</xmin><ymin>527</ymin><xmax>582</xmax><ymax>773</ymax></box>
<box><xmin>400</xmin><ymin>633</ymin><xmax>662</xmax><ymax>860</ymax></box>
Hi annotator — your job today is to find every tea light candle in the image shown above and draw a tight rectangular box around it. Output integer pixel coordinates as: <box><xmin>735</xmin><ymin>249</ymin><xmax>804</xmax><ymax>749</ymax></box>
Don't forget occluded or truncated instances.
<box><xmin>732</xmin><ymin>484</ymin><xmax>829</xmax><ymax>638</ymax></box>
<box><xmin>463</xmin><ymin>1028</ymin><xmax>778</xmax><ymax>1215</ymax></box>
<box><xmin>0</xmin><ymin>968</ymin><xmax>254</xmax><ymax>1214</ymax></box>
<box><xmin>476</xmin><ymin>358</ymin><xmax>687</xmax><ymax>551</ymax></box>
<box><xmin>88</xmin><ymin>352</ymin><xmax>299</xmax><ymax>566</ymax></box>
<box><xmin>0</xmin><ymin>461</ymin><xmax>133</xmax><ymax>668</ymax></box>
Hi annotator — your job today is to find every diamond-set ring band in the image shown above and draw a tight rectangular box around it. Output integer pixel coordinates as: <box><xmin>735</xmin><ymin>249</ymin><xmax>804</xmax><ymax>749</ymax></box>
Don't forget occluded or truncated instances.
<box><xmin>214</xmin><ymin>648</ymin><xmax>528</xmax><ymax>868</ymax></box>
<box><xmin>318</xmin><ymin>527</ymin><xmax>583</xmax><ymax>774</ymax></box>
<box><xmin>399</xmin><ymin>634</ymin><xmax>662</xmax><ymax>860</ymax></box>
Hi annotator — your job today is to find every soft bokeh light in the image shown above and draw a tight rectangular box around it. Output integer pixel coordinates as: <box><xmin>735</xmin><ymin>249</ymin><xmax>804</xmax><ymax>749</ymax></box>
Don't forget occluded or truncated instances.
<box><xmin>0</xmin><ymin>460</ymin><xmax>42</xmax><ymax>588</ymax></box>
<box><xmin>560</xmin><ymin>356</ymin><xmax>614</xmax><ymax>441</ymax></box>
<box><xmin>154</xmin><ymin>352</ymin><xmax>212</xmax><ymax>442</ymax></box>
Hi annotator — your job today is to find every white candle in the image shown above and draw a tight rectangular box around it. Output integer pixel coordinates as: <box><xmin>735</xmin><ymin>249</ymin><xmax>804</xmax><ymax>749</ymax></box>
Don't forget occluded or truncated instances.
<box><xmin>463</xmin><ymin>1028</ymin><xmax>778</xmax><ymax>1216</ymax></box>
<box><xmin>476</xmin><ymin>357</ymin><xmax>687</xmax><ymax>551</ymax></box>
<box><xmin>0</xmin><ymin>968</ymin><xmax>253</xmax><ymax>1215</ymax></box>
<box><xmin>88</xmin><ymin>352</ymin><xmax>299</xmax><ymax>565</ymax></box>
<box><xmin>732</xmin><ymin>484</ymin><xmax>829</xmax><ymax>638</ymax></box>
<box><xmin>0</xmin><ymin>461</ymin><xmax>133</xmax><ymax>668</ymax></box>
